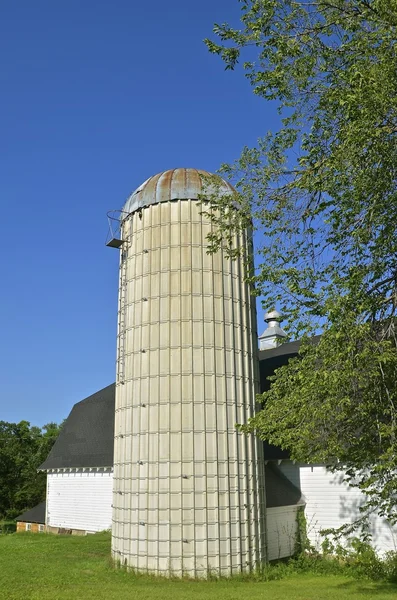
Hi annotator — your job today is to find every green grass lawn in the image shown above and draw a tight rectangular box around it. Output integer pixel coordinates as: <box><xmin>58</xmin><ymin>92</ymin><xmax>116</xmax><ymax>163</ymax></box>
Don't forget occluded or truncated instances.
<box><xmin>0</xmin><ymin>532</ymin><xmax>396</xmax><ymax>600</ymax></box>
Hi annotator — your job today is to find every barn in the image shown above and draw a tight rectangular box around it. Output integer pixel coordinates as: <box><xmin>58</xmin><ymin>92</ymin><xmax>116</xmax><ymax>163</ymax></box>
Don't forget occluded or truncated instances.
<box><xmin>38</xmin><ymin>369</ymin><xmax>305</xmax><ymax>559</ymax></box>
<box><xmin>38</xmin><ymin>330</ymin><xmax>397</xmax><ymax>557</ymax></box>
<box><xmin>16</xmin><ymin>501</ymin><xmax>46</xmax><ymax>533</ymax></box>
<box><xmin>39</xmin><ymin>384</ymin><xmax>114</xmax><ymax>535</ymax></box>
<box><xmin>35</xmin><ymin>167</ymin><xmax>397</xmax><ymax>573</ymax></box>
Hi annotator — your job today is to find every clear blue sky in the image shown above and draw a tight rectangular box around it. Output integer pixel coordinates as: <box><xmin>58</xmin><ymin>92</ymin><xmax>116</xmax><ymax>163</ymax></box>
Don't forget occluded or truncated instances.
<box><xmin>0</xmin><ymin>0</ymin><xmax>279</xmax><ymax>426</ymax></box>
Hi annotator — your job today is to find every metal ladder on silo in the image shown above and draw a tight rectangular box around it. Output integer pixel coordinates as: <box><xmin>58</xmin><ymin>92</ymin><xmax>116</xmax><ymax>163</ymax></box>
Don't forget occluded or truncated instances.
<box><xmin>117</xmin><ymin>244</ymin><xmax>128</xmax><ymax>385</ymax></box>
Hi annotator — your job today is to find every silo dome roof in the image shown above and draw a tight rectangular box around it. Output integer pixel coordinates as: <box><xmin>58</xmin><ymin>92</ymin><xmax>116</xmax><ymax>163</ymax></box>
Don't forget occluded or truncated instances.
<box><xmin>122</xmin><ymin>167</ymin><xmax>235</xmax><ymax>216</ymax></box>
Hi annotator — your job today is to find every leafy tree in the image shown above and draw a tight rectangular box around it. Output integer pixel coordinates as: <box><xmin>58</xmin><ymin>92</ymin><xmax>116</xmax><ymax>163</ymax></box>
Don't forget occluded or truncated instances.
<box><xmin>0</xmin><ymin>421</ymin><xmax>62</xmax><ymax>519</ymax></box>
<box><xmin>204</xmin><ymin>0</ymin><xmax>397</xmax><ymax>525</ymax></box>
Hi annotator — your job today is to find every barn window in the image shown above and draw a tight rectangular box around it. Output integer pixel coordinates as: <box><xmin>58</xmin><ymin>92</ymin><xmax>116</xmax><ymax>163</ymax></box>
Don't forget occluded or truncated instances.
<box><xmin>38</xmin><ymin>524</ymin><xmax>44</xmax><ymax>533</ymax></box>
<box><xmin>25</xmin><ymin>523</ymin><xmax>31</xmax><ymax>531</ymax></box>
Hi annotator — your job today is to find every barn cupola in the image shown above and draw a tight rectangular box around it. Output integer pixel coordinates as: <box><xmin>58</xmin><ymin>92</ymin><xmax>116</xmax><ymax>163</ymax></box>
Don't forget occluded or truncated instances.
<box><xmin>258</xmin><ymin>310</ymin><xmax>287</xmax><ymax>350</ymax></box>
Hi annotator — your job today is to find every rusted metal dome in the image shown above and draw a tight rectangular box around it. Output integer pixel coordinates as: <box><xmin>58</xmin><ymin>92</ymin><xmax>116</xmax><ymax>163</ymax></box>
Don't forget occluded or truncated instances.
<box><xmin>122</xmin><ymin>167</ymin><xmax>235</xmax><ymax>216</ymax></box>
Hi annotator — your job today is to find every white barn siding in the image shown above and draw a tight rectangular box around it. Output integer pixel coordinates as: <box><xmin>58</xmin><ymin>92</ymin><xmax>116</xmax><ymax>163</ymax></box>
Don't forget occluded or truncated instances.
<box><xmin>266</xmin><ymin>506</ymin><xmax>299</xmax><ymax>560</ymax></box>
<box><xmin>47</xmin><ymin>470</ymin><xmax>113</xmax><ymax>532</ymax></box>
<box><xmin>279</xmin><ymin>461</ymin><xmax>397</xmax><ymax>555</ymax></box>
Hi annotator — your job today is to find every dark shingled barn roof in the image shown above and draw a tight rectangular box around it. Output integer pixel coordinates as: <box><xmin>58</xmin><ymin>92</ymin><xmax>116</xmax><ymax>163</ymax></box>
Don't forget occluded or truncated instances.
<box><xmin>39</xmin><ymin>384</ymin><xmax>115</xmax><ymax>470</ymax></box>
<box><xmin>16</xmin><ymin>501</ymin><xmax>46</xmax><ymax>524</ymax></box>
<box><xmin>259</xmin><ymin>336</ymin><xmax>321</xmax><ymax>461</ymax></box>
<box><xmin>258</xmin><ymin>335</ymin><xmax>321</xmax><ymax>392</ymax></box>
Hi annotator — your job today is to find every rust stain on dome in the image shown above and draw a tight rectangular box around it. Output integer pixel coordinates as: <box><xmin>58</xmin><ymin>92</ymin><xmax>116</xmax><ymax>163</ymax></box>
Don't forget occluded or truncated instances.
<box><xmin>122</xmin><ymin>168</ymin><xmax>235</xmax><ymax>216</ymax></box>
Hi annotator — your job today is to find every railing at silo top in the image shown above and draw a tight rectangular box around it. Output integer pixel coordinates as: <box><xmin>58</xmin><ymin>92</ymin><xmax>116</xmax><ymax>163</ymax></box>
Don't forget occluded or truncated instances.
<box><xmin>105</xmin><ymin>210</ymin><xmax>129</xmax><ymax>248</ymax></box>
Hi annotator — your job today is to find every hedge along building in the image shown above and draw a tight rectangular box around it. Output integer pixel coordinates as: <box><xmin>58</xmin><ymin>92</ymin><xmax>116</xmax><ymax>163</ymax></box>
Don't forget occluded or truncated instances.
<box><xmin>109</xmin><ymin>168</ymin><xmax>266</xmax><ymax>576</ymax></box>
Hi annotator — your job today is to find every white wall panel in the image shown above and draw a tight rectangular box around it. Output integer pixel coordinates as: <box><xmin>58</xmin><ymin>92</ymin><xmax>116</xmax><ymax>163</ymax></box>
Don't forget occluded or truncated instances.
<box><xmin>47</xmin><ymin>471</ymin><xmax>113</xmax><ymax>532</ymax></box>
<box><xmin>266</xmin><ymin>506</ymin><xmax>299</xmax><ymax>561</ymax></box>
<box><xmin>279</xmin><ymin>461</ymin><xmax>397</xmax><ymax>555</ymax></box>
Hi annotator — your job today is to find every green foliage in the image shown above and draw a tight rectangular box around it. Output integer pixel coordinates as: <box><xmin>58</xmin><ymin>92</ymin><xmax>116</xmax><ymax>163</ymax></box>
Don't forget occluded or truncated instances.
<box><xmin>205</xmin><ymin>1</ymin><xmax>397</xmax><ymax>524</ymax></box>
<box><xmin>321</xmin><ymin>536</ymin><xmax>397</xmax><ymax>582</ymax></box>
<box><xmin>295</xmin><ymin>506</ymin><xmax>312</xmax><ymax>555</ymax></box>
<box><xmin>0</xmin><ymin>420</ymin><xmax>62</xmax><ymax>519</ymax></box>
<box><xmin>347</xmin><ymin>539</ymin><xmax>386</xmax><ymax>581</ymax></box>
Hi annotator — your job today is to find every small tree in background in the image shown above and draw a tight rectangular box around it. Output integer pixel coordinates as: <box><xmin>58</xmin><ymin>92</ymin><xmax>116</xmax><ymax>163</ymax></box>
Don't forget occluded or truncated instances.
<box><xmin>0</xmin><ymin>420</ymin><xmax>62</xmax><ymax>519</ymax></box>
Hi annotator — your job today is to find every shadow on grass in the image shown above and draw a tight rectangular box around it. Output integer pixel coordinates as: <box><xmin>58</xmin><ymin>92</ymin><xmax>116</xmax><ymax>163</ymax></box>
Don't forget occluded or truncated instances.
<box><xmin>337</xmin><ymin>580</ymin><xmax>397</xmax><ymax>596</ymax></box>
<box><xmin>0</xmin><ymin>521</ymin><xmax>16</xmax><ymax>534</ymax></box>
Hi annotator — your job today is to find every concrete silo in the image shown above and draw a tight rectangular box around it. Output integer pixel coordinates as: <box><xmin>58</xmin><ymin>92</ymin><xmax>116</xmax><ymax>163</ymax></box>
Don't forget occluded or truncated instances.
<box><xmin>111</xmin><ymin>168</ymin><xmax>266</xmax><ymax>576</ymax></box>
